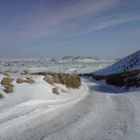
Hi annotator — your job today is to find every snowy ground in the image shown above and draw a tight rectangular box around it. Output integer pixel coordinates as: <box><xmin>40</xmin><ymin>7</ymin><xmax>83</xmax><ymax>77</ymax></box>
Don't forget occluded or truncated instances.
<box><xmin>0</xmin><ymin>81</ymin><xmax>88</xmax><ymax>140</ymax></box>
<box><xmin>0</xmin><ymin>58</ymin><xmax>140</xmax><ymax>140</ymax></box>
<box><xmin>0</xmin><ymin>57</ymin><xmax>115</xmax><ymax>74</ymax></box>
<box><xmin>0</xmin><ymin>78</ymin><xmax>140</xmax><ymax>140</ymax></box>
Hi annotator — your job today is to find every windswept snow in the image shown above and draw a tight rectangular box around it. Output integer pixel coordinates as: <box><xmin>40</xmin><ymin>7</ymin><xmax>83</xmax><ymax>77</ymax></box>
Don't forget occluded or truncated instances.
<box><xmin>0</xmin><ymin>75</ymin><xmax>86</xmax><ymax>110</ymax></box>
<box><xmin>0</xmin><ymin>82</ymin><xmax>88</xmax><ymax>140</ymax></box>
<box><xmin>0</xmin><ymin>79</ymin><xmax>140</xmax><ymax>140</ymax></box>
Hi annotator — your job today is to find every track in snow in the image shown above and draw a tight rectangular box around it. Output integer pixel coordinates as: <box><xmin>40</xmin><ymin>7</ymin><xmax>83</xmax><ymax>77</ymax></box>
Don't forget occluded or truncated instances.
<box><xmin>0</xmin><ymin>81</ymin><xmax>140</xmax><ymax>140</ymax></box>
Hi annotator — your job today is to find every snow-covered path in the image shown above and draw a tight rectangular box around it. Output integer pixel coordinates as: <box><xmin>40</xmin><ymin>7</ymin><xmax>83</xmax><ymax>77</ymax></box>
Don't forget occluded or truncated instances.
<box><xmin>0</xmin><ymin>80</ymin><xmax>140</xmax><ymax>140</ymax></box>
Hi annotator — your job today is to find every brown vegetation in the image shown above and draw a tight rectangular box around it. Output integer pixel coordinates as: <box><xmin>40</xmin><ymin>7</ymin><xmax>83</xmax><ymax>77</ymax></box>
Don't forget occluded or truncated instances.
<box><xmin>16</xmin><ymin>77</ymin><xmax>35</xmax><ymax>84</ymax></box>
<box><xmin>52</xmin><ymin>87</ymin><xmax>62</xmax><ymax>95</ymax></box>
<box><xmin>16</xmin><ymin>78</ymin><xmax>25</xmax><ymax>84</ymax></box>
<box><xmin>4</xmin><ymin>84</ymin><xmax>14</xmax><ymax>93</ymax></box>
<box><xmin>81</xmin><ymin>69</ymin><xmax>140</xmax><ymax>88</ymax></box>
<box><xmin>43</xmin><ymin>75</ymin><xmax>54</xmax><ymax>85</ymax></box>
<box><xmin>1</xmin><ymin>77</ymin><xmax>13</xmax><ymax>85</ymax></box>
<box><xmin>26</xmin><ymin>77</ymin><xmax>35</xmax><ymax>84</ymax></box>
<box><xmin>43</xmin><ymin>73</ymin><xmax>81</xmax><ymax>88</ymax></box>
<box><xmin>0</xmin><ymin>93</ymin><xmax>4</xmax><ymax>99</ymax></box>
<box><xmin>1</xmin><ymin>77</ymin><xmax>14</xmax><ymax>93</ymax></box>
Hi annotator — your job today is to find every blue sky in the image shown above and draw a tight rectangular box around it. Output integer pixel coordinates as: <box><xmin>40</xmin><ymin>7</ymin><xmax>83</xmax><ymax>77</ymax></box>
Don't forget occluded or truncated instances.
<box><xmin>0</xmin><ymin>0</ymin><xmax>140</xmax><ymax>58</ymax></box>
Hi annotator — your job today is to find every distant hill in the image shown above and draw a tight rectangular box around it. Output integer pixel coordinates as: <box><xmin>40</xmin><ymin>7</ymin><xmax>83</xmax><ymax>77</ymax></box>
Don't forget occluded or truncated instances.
<box><xmin>95</xmin><ymin>50</ymin><xmax>140</xmax><ymax>75</ymax></box>
<box><xmin>58</xmin><ymin>56</ymin><xmax>101</xmax><ymax>63</ymax></box>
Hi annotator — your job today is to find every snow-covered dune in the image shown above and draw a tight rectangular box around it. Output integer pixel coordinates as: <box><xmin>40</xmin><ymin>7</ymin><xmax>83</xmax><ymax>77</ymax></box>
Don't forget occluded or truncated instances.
<box><xmin>0</xmin><ymin>81</ymin><xmax>88</xmax><ymax>140</ymax></box>
<box><xmin>0</xmin><ymin>74</ymin><xmax>85</xmax><ymax>109</ymax></box>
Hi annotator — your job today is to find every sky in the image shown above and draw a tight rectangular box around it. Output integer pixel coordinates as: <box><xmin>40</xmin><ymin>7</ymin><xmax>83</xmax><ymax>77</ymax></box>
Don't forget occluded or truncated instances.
<box><xmin>0</xmin><ymin>0</ymin><xmax>140</xmax><ymax>58</ymax></box>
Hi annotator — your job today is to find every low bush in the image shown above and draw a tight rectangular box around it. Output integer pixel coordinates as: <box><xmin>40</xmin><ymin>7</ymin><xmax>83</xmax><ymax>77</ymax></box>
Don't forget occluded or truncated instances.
<box><xmin>125</xmin><ymin>77</ymin><xmax>140</xmax><ymax>88</ymax></box>
<box><xmin>0</xmin><ymin>93</ymin><xmax>4</xmax><ymax>99</ymax></box>
<box><xmin>106</xmin><ymin>75</ymin><xmax>125</xmax><ymax>87</ymax></box>
<box><xmin>91</xmin><ymin>69</ymin><xmax>140</xmax><ymax>88</ymax></box>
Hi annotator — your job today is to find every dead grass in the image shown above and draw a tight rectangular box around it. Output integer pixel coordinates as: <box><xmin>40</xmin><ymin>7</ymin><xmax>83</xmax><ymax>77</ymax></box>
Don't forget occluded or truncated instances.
<box><xmin>16</xmin><ymin>78</ymin><xmax>25</xmax><ymax>84</ymax></box>
<box><xmin>26</xmin><ymin>77</ymin><xmax>35</xmax><ymax>84</ymax></box>
<box><xmin>43</xmin><ymin>75</ymin><xmax>54</xmax><ymax>85</ymax></box>
<box><xmin>4</xmin><ymin>84</ymin><xmax>14</xmax><ymax>93</ymax></box>
<box><xmin>16</xmin><ymin>77</ymin><xmax>35</xmax><ymax>84</ymax></box>
<box><xmin>52</xmin><ymin>87</ymin><xmax>62</xmax><ymax>95</ymax></box>
<box><xmin>43</xmin><ymin>73</ymin><xmax>81</xmax><ymax>88</ymax></box>
<box><xmin>1</xmin><ymin>77</ymin><xmax>14</xmax><ymax>93</ymax></box>
<box><xmin>52</xmin><ymin>74</ymin><xmax>60</xmax><ymax>83</ymax></box>
<box><xmin>57</xmin><ymin>73</ymin><xmax>81</xmax><ymax>88</ymax></box>
<box><xmin>1</xmin><ymin>77</ymin><xmax>13</xmax><ymax>85</ymax></box>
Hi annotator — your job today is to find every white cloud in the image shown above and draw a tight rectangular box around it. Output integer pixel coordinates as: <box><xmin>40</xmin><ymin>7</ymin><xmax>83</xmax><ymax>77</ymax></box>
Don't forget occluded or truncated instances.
<box><xmin>75</xmin><ymin>14</ymin><xmax>140</xmax><ymax>36</ymax></box>
<box><xmin>0</xmin><ymin>0</ymin><xmax>119</xmax><ymax>40</ymax></box>
<box><xmin>1</xmin><ymin>0</ymin><xmax>140</xmax><ymax>47</ymax></box>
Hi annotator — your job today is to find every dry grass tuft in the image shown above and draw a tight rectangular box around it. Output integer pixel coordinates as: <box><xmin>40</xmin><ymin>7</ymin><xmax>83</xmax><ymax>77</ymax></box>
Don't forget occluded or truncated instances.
<box><xmin>52</xmin><ymin>87</ymin><xmax>62</xmax><ymax>95</ymax></box>
<box><xmin>1</xmin><ymin>77</ymin><xmax>13</xmax><ymax>85</ymax></box>
<box><xmin>43</xmin><ymin>75</ymin><xmax>54</xmax><ymax>85</ymax></box>
<box><xmin>4</xmin><ymin>84</ymin><xmax>14</xmax><ymax>93</ymax></box>
<box><xmin>26</xmin><ymin>78</ymin><xmax>35</xmax><ymax>84</ymax></box>
<box><xmin>1</xmin><ymin>77</ymin><xmax>14</xmax><ymax>93</ymax></box>
<box><xmin>52</xmin><ymin>73</ymin><xmax>60</xmax><ymax>83</ymax></box>
<box><xmin>16</xmin><ymin>78</ymin><xmax>25</xmax><ymax>84</ymax></box>
<box><xmin>16</xmin><ymin>77</ymin><xmax>35</xmax><ymax>84</ymax></box>
<box><xmin>43</xmin><ymin>73</ymin><xmax>81</xmax><ymax>88</ymax></box>
<box><xmin>59</xmin><ymin>74</ymin><xmax>81</xmax><ymax>88</ymax></box>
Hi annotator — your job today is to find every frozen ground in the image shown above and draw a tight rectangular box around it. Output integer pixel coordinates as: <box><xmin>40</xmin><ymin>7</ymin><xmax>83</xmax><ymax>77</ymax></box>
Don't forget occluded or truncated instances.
<box><xmin>0</xmin><ymin>57</ymin><xmax>140</xmax><ymax>140</ymax></box>
<box><xmin>0</xmin><ymin>78</ymin><xmax>140</xmax><ymax>140</ymax></box>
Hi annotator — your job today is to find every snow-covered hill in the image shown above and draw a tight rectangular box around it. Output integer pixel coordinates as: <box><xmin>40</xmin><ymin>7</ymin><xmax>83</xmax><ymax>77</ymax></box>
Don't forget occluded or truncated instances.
<box><xmin>95</xmin><ymin>50</ymin><xmax>140</xmax><ymax>75</ymax></box>
<box><xmin>58</xmin><ymin>56</ymin><xmax>100</xmax><ymax>63</ymax></box>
